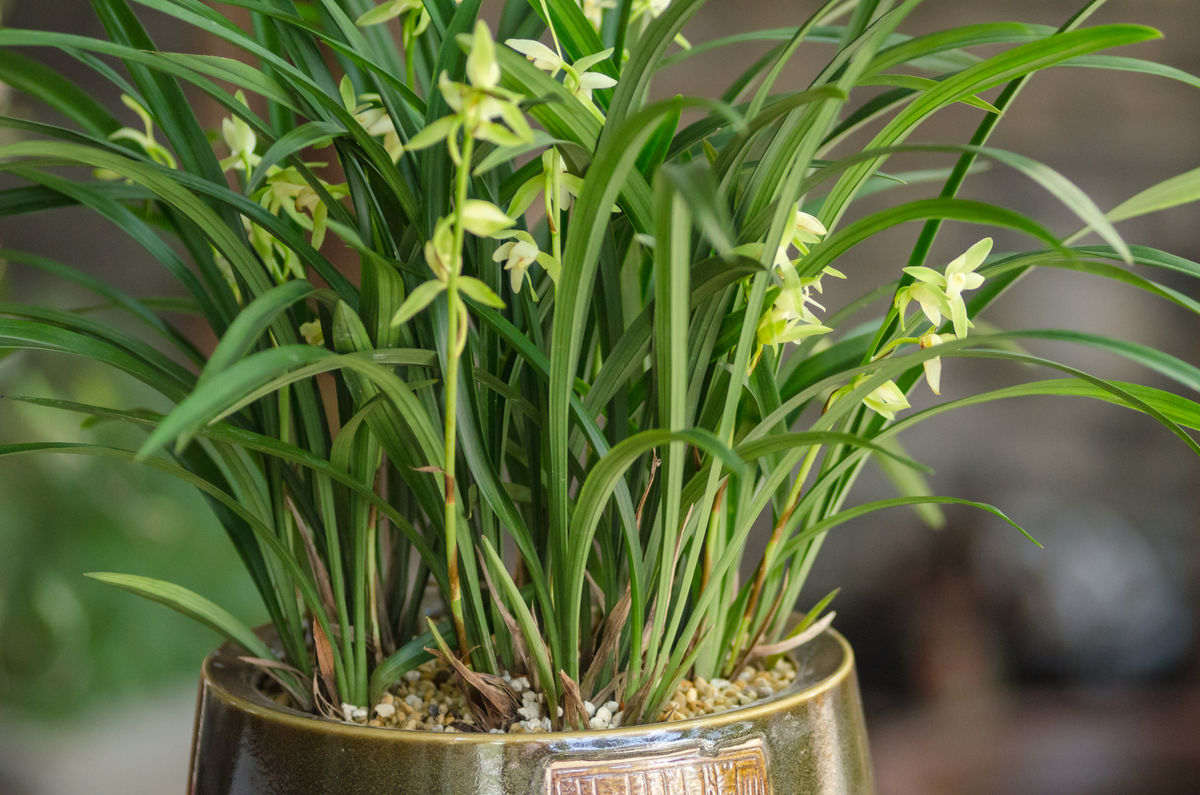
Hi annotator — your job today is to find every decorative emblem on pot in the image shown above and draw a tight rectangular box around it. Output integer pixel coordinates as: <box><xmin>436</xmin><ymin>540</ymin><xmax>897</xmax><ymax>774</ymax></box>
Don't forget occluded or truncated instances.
<box><xmin>544</xmin><ymin>738</ymin><xmax>768</xmax><ymax>794</ymax></box>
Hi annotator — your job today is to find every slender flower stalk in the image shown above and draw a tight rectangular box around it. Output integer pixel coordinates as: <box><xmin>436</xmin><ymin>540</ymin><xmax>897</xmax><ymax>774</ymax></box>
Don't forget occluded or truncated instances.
<box><xmin>442</xmin><ymin>132</ymin><xmax>474</xmax><ymax>659</ymax></box>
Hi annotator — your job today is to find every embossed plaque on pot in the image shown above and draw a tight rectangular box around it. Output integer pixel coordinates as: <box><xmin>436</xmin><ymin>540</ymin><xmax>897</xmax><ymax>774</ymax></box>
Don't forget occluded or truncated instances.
<box><xmin>543</xmin><ymin>738</ymin><xmax>768</xmax><ymax>794</ymax></box>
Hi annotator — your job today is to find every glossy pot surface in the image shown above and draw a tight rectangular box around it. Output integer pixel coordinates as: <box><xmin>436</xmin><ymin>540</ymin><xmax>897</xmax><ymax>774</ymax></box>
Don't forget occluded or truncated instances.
<box><xmin>189</xmin><ymin>628</ymin><xmax>873</xmax><ymax>794</ymax></box>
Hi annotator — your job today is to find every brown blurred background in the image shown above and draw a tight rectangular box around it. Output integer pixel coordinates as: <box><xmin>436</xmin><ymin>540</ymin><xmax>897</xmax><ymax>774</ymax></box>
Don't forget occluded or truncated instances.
<box><xmin>1</xmin><ymin>1</ymin><xmax>1198</xmax><ymax>792</ymax></box>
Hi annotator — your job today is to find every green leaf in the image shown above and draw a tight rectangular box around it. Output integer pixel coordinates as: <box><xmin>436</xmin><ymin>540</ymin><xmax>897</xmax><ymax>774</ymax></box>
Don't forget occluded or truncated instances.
<box><xmin>873</xmin><ymin>437</ymin><xmax>945</xmax><ymax>528</ymax></box>
<box><xmin>770</xmin><ymin>496</ymin><xmax>1040</xmax><ymax>567</ymax></box>
<box><xmin>247</xmin><ymin>121</ymin><xmax>343</xmax><ymax>193</ymax></box>
<box><xmin>1061</xmin><ymin>54</ymin><xmax>1200</xmax><ymax>91</ymax></box>
<box><xmin>85</xmin><ymin>572</ymin><xmax>276</xmax><ymax>660</ymax></box>
<box><xmin>799</xmin><ymin>197</ymin><xmax>1060</xmax><ymax>279</ymax></box>
<box><xmin>200</xmin><ymin>280</ymin><xmax>325</xmax><ymax>385</ymax></box>
<box><xmin>0</xmin><ymin>50</ymin><xmax>119</xmax><ymax>136</ymax></box>
<box><xmin>822</xmin><ymin>23</ymin><xmax>1162</xmax><ymax>227</ymax></box>
<box><xmin>479</xmin><ymin>537</ymin><xmax>557</xmax><ymax>716</ymax></box>
<box><xmin>368</xmin><ymin>622</ymin><xmax>445</xmax><ymax>703</ymax></box>
<box><xmin>1104</xmin><ymin>167</ymin><xmax>1200</xmax><ymax>225</ymax></box>
<box><xmin>863</xmin><ymin>73</ymin><xmax>1001</xmax><ymax>113</ymax></box>
<box><xmin>562</xmin><ymin>428</ymin><xmax>745</xmax><ymax>671</ymax></box>
<box><xmin>607</xmin><ymin>0</ymin><xmax>702</xmax><ymax>127</ymax></box>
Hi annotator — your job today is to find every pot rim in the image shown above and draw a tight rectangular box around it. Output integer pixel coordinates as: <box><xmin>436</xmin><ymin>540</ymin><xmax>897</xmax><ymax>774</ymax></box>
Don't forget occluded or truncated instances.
<box><xmin>200</xmin><ymin>628</ymin><xmax>855</xmax><ymax>744</ymax></box>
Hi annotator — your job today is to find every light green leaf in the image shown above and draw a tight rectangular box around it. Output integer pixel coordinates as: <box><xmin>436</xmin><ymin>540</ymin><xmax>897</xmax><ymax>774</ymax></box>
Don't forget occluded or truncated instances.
<box><xmin>86</xmin><ymin>572</ymin><xmax>276</xmax><ymax>659</ymax></box>
<box><xmin>1104</xmin><ymin>167</ymin><xmax>1200</xmax><ymax>225</ymax></box>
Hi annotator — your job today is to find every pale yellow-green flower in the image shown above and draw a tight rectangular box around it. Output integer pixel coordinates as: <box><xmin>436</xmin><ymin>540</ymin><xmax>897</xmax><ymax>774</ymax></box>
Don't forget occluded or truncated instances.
<box><xmin>258</xmin><ymin>166</ymin><xmax>347</xmax><ymax>251</ymax></box>
<box><xmin>242</xmin><ymin>215</ymin><xmax>302</xmax><ymax>283</ymax></box>
<box><xmin>341</xmin><ymin>77</ymin><xmax>405</xmax><ymax>163</ymax></box>
<box><xmin>505</xmin><ymin>39</ymin><xmax>616</xmax><ymax>115</ymax></box>
<box><xmin>355</xmin><ymin>0</ymin><xmax>425</xmax><ymax>28</ymax></box>
<box><xmin>765</xmin><ymin>209</ymin><xmax>835</xmax><ymax>332</ymax></box>
<box><xmin>466</xmin><ymin>19</ymin><xmax>501</xmax><ymax>90</ymax></box>
<box><xmin>220</xmin><ymin>92</ymin><xmax>260</xmax><ymax>173</ymax></box>
<box><xmin>493</xmin><ymin>233</ymin><xmax>540</xmax><ymax>294</ymax></box>
<box><xmin>409</xmin><ymin>23</ymin><xmax>533</xmax><ymax>164</ymax></box>
<box><xmin>756</xmin><ymin>302</ymin><xmax>832</xmax><ymax>349</ymax></box>
<box><xmin>107</xmin><ymin>94</ymin><xmax>177</xmax><ymax>170</ymax></box>
<box><xmin>579</xmin><ymin>0</ymin><xmax>617</xmax><ymax>29</ymax></box>
<box><xmin>637</xmin><ymin>0</ymin><xmax>671</xmax><ymax>18</ymax></box>
<box><xmin>860</xmin><ymin>377</ymin><xmax>910</xmax><ymax>421</ymax></box>
<box><xmin>508</xmin><ymin>149</ymin><xmax>584</xmax><ymax>221</ymax></box>
<box><xmin>918</xmin><ymin>331</ymin><xmax>953</xmax><ymax>395</ymax></box>
<box><xmin>896</xmin><ymin>237</ymin><xmax>991</xmax><ymax>338</ymax></box>
<box><xmin>506</xmin><ymin>38</ymin><xmax>563</xmax><ymax>75</ymax></box>
<box><xmin>750</xmin><ymin>206</ymin><xmax>836</xmax><ymax>371</ymax></box>
<box><xmin>460</xmin><ymin>200</ymin><xmax>516</xmax><ymax>238</ymax></box>
<box><xmin>424</xmin><ymin>216</ymin><xmax>456</xmax><ymax>282</ymax></box>
<box><xmin>564</xmin><ymin>49</ymin><xmax>618</xmax><ymax>104</ymax></box>
<box><xmin>773</xmin><ymin>260</ymin><xmax>825</xmax><ymax>327</ymax></box>
<box><xmin>790</xmin><ymin>209</ymin><xmax>827</xmax><ymax>251</ymax></box>
<box><xmin>299</xmin><ymin>320</ymin><xmax>324</xmax><ymax>346</ymax></box>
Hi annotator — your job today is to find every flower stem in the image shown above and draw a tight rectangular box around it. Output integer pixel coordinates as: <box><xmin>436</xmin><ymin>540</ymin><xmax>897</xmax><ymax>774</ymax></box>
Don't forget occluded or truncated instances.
<box><xmin>443</xmin><ymin>133</ymin><xmax>475</xmax><ymax>659</ymax></box>
<box><xmin>403</xmin><ymin>15</ymin><xmax>416</xmax><ymax>90</ymax></box>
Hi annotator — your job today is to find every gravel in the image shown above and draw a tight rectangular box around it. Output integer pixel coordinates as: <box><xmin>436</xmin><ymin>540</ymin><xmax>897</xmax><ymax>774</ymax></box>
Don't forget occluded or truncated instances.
<box><xmin>345</xmin><ymin>656</ymin><xmax>797</xmax><ymax>734</ymax></box>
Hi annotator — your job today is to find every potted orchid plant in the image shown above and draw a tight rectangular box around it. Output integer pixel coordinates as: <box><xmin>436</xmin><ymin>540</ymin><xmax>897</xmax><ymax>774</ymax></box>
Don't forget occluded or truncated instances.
<box><xmin>1</xmin><ymin>0</ymin><xmax>1197</xmax><ymax>791</ymax></box>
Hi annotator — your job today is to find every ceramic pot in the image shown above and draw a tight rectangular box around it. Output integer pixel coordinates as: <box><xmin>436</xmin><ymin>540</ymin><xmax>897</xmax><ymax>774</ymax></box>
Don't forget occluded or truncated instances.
<box><xmin>189</xmin><ymin>628</ymin><xmax>873</xmax><ymax>794</ymax></box>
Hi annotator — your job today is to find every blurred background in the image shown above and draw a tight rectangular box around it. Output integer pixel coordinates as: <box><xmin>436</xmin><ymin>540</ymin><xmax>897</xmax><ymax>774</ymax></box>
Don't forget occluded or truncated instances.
<box><xmin>1</xmin><ymin>1</ymin><xmax>1197</xmax><ymax>792</ymax></box>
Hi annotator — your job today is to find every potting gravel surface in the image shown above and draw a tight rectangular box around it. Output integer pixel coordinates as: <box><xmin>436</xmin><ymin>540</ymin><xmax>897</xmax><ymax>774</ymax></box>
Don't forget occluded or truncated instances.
<box><xmin>339</xmin><ymin>656</ymin><xmax>798</xmax><ymax>733</ymax></box>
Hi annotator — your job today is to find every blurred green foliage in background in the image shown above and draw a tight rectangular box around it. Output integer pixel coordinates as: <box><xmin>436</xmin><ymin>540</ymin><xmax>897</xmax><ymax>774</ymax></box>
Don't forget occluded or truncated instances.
<box><xmin>0</xmin><ymin>351</ymin><xmax>263</xmax><ymax>716</ymax></box>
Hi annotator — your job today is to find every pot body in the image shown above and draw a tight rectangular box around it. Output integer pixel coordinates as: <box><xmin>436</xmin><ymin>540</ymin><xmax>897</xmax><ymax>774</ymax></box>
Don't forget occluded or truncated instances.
<box><xmin>189</xmin><ymin>629</ymin><xmax>873</xmax><ymax>794</ymax></box>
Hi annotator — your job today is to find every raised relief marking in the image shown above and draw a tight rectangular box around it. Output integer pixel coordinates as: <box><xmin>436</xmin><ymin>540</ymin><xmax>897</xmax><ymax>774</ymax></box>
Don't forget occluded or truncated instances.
<box><xmin>544</xmin><ymin>738</ymin><xmax>768</xmax><ymax>795</ymax></box>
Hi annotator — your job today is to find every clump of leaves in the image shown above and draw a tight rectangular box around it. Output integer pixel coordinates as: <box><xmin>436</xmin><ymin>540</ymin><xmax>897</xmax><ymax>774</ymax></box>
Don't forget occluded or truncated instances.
<box><xmin>1</xmin><ymin>0</ymin><xmax>1198</xmax><ymax>729</ymax></box>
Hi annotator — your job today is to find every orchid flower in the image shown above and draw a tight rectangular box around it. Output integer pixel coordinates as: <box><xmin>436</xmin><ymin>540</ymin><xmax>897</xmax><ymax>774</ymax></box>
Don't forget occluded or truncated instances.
<box><xmin>579</xmin><ymin>0</ymin><xmax>617</xmax><ymax>29</ymax></box>
<box><xmin>219</xmin><ymin>92</ymin><xmax>260</xmax><ymax>173</ymax></box>
<box><xmin>919</xmin><ymin>331</ymin><xmax>953</xmax><ymax>395</ymax></box>
<box><xmin>896</xmin><ymin>237</ymin><xmax>991</xmax><ymax>338</ymax></box>
<box><xmin>506</xmin><ymin>38</ymin><xmax>563</xmax><ymax>76</ymax></box>
<box><xmin>106</xmin><ymin>94</ymin><xmax>177</xmax><ymax>170</ymax></box>
<box><xmin>564</xmin><ymin>49</ymin><xmax>618</xmax><ymax>104</ymax></box>
<box><xmin>354</xmin><ymin>0</ymin><xmax>425</xmax><ymax>27</ymax></box>
<box><xmin>408</xmin><ymin>23</ymin><xmax>533</xmax><ymax>164</ymax></box>
<box><xmin>299</xmin><ymin>320</ymin><xmax>324</xmax><ymax>346</ymax></box>
<box><xmin>505</xmin><ymin>39</ymin><xmax>617</xmax><ymax>116</ymax></box>
<box><xmin>494</xmin><ymin>233</ymin><xmax>541</xmax><ymax>295</ymax></box>
<box><xmin>790</xmin><ymin>209</ymin><xmax>827</xmax><ymax>252</ymax></box>
<box><xmin>340</xmin><ymin>78</ymin><xmax>405</xmax><ymax>163</ymax></box>
<box><xmin>860</xmin><ymin>377</ymin><xmax>911</xmax><ymax>421</ymax></box>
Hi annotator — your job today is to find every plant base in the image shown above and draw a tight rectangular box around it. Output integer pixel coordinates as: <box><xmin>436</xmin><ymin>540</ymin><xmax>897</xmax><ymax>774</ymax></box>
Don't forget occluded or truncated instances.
<box><xmin>189</xmin><ymin>629</ymin><xmax>873</xmax><ymax>794</ymax></box>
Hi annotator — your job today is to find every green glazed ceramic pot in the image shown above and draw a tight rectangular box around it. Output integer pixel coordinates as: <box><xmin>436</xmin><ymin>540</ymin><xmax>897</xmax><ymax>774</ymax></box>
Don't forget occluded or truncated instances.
<box><xmin>189</xmin><ymin>628</ymin><xmax>874</xmax><ymax>794</ymax></box>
